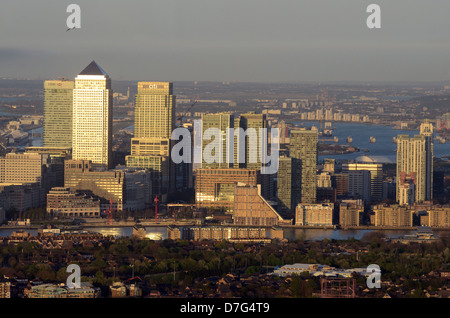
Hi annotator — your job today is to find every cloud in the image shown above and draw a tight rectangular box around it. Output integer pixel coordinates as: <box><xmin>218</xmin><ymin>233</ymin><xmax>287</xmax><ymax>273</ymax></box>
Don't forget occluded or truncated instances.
<box><xmin>0</xmin><ymin>48</ymin><xmax>58</xmax><ymax>79</ymax></box>
<box><xmin>0</xmin><ymin>48</ymin><xmax>29</xmax><ymax>60</ymax></box>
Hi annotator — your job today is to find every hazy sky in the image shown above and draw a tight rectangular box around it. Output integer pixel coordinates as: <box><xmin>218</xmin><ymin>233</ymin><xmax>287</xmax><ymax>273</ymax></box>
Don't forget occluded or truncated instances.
<box><xmin>2</xmin><ymin>0</ymin><xmax>450</xmax><ymax>82</ymax></box>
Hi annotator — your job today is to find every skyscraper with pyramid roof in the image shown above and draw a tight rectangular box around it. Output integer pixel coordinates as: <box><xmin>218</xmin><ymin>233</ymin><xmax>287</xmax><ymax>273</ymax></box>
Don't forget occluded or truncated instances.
<box><xmin>72</xmin><ymin>61</ymin><xmax>113</xmax><ymax>169</ymax></box>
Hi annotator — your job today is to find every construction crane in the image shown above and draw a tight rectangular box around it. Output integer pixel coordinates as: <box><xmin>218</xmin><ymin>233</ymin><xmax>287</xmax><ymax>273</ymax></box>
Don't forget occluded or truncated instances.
<box><xmin>154</xmin><ymin>195</ymin><xmax>159</xmax><ymax>224</ymax></box>
<box><xmin>177</xmin><ymin>97</ymin><xmax>199</xmax><ymax>125</ymax></box>
<box><xmin>107</xmin><ymin>199</ymin><xmax>115</xmax><ymax>225</ymax></box>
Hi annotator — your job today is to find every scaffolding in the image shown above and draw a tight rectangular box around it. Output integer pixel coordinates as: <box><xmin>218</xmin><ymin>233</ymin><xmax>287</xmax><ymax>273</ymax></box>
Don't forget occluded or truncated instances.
<box><xmin>320</xmin><ymin>278</ymin><xmax>356</xmax><ymax>298</ymax></box>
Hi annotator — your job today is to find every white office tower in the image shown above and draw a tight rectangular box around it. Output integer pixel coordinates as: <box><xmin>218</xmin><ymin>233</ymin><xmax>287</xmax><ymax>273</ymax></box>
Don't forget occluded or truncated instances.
<box><xmin>72</xmin><ymin>61</ymin><xmax>113</xmax><ymax>170</ymax></box>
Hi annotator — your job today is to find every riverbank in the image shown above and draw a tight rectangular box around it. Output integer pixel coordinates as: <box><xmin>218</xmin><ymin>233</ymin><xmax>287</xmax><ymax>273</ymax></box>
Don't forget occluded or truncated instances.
<box><xmin>3</xmin><ymin>221</ymin><xmax>450</xmax><ymax>232</ymax></box>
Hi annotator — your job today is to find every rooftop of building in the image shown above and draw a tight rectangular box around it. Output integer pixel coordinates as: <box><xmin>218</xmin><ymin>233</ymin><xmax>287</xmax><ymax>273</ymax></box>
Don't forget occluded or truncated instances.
<box><xmin>78</xmin><ymin>61</ymin><xmax>109</xmax><ymax>77</ymax></box>
<box><xmin>354</xmin><ymin>155</ymin><xmax>393</xmax><ymax>164</ymax></box>
<box><xmin>273</xmin><ymin>263</ymin><xmax>370</xmax><ymax>277</ymax></box>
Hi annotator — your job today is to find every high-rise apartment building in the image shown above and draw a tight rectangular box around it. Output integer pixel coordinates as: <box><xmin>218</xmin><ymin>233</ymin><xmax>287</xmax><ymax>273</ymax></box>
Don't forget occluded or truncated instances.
<box><xmin>43</xmin><ymin>80</ymin><xmax>74</xmax><ymax>148</ymax></box>
<box><xmin>199</xmin><ymin>112</ymin><xmax>275</xmax><ymax>199</ymax></box>
<box><xmin>396</xmin><ymin>122</ymin><xmax>433</xmax><ymax>203</ymax></box>
<box><xmin>72</xmin><ymin>61</ymin><xmax>113</xmax><ymax>170</ymax></box>
<box><xmin>277</xmin><ymin>157</ymin><xmax>301</xmax><ymax>217</ymax></box>
<box><xmin>397</xmin><ymin>135</ymin><xmax>425</xmax><ymax>203</ymax></box>
<box><xmin>126</xmin><ymin>82</ymin><xmax>176</xmax><ymax>200</ymax></box>
<box><xmin>233</xmin><ymin>112</ymin><xmax>267</xmax><ymax>169</ymax></box>
<box><xmin>201</xmin><ymin>113</ymin><xmax>234</xmax><ymax>169</ymax></box>
<box><xmin>233</xmin><ymin>112</ymin><xmax>274</xmax><ymax>200</ymax></box>
<box><xmin>290</xmin><ymin>129</ymin><xmax>318</xmax><ymax>203</ymax></box>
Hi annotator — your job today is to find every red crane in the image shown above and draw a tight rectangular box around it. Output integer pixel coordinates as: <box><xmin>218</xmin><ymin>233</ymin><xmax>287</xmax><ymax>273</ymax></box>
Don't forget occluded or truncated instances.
<box><xmin>107</xmin><ymin>199</ymin><xmax>115</xmax><ymax>224</ymax></box>
<box><xmin>154</xmin><ymin>195</ymin><xmax>159</xmax><ymax>224</ymax></box>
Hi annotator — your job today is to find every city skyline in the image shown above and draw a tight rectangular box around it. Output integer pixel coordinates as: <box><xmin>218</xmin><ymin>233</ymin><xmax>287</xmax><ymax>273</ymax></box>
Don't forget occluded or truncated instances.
<box><xmin>1</xmin><ymin>63</ymin><xmax>450</xmax><ymax>301</ymax></box>
<box><xmin>2</xmin><ymin>1</ymin><xmax>450</xmax><ymax>304</ymax></box>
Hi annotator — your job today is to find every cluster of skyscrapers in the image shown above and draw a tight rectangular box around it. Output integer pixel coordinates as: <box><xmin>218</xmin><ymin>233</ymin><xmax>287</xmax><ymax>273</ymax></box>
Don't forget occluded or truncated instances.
<box><xmin>0</xmin><ymin>60</ymin><xmax>445</xmax><ymax>228</ymax></box>
<box><xmin>195</xmin><ymin>112</ymin><xmax>320</xmax><ymax>221</ymax></box>
<box><xmin>0</xmin><ymin>61</ymin><xmax>184</xmax><ymax>218</ymax></box>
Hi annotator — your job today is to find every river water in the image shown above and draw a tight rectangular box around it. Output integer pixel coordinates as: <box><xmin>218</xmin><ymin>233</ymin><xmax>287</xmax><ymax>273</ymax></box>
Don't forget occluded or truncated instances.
<box><xmin>296</xmin><ymin>121</ymin><xmax>450</xmax><ymax>163</ymax></box>
<box><xmin>0</xmin><ymin>226</ymin><xmax>425</xmax><ymax>242</ymax></box>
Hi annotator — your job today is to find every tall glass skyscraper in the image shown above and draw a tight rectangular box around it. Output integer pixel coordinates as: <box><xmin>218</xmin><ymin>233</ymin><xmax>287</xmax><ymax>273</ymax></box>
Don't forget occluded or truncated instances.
<box><xmin>126</xmin><ymin>82</ymin><xmax>176</xmax><ymax>199</ymax></box>
<box><xmin>233</xmin><ymin>112</ymin><xmax>267</xmax><ymax>170</ymax></box>
<box><xmin>72</xmin><ymin>61</ymin><xmax>113</xmax><ymax>170</ymax></box>
<box><xmin>43</xmin><ymin>80</ymin><xmax>74</xmax><ymax>148</ymax></box>
<box><xmin>134</xmin><ymin>82</ymin><xmax>175</xmax><ymax>139</ymax></box>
